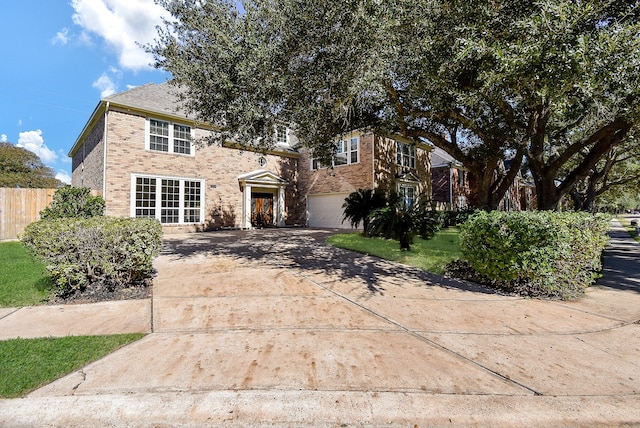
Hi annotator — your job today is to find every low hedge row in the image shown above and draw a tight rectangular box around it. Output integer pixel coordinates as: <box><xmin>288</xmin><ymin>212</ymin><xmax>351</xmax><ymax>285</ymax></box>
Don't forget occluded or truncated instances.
<box><xmin>457</xmin><ymin>211</ymin><xmax>610</xmax><ymax>299</ymax></box>
<box><xmin>21</xmin><ymin>217</ymin><xmax>163</xmax><ymax>297</ymax></box>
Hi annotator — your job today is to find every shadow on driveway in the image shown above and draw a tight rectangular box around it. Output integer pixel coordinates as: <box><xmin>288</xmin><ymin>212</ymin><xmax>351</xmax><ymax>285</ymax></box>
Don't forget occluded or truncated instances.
<box><xmin>160</xmin><ymin>227</ymin><xmax>496</xmax><ymax>296</ymax></box>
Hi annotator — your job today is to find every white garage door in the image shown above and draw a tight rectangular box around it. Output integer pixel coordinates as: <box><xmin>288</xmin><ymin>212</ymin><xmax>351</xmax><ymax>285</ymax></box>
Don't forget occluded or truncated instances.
<box><xmin>307</xmin><ymin>193</ymin><xmax>356</xmax><ymax>229</ymax></box>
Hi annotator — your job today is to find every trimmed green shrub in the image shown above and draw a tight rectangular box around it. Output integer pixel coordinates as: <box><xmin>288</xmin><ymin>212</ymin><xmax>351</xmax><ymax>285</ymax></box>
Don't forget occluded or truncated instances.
<box><xmin>442</xmin><ymin>207</ymin><xmax>478</xmax><ymax>227</ymax></box>
<box><xmin>458</xmin><ymin>211</ymin><xmax>610</xmax><ymax>299</ymax></box>
<box><xmin>21</xmin><ymin>217</ymin><xmax>162</xmax><ymax>297</ymax></box>
<box><xmin>40</xmin><ymin>186</ymin><xmax>105</xmax><ymax>219</ymax></box>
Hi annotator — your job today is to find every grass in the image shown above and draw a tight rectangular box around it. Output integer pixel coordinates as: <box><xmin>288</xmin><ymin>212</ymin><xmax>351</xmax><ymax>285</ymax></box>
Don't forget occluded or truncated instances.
<box><xmin>616</xmin><ymin>216</ymin><xmax>640</xmax><ymax>243</ymax></box>
<box><xmin>0</xmin><ymin>242</ymin><xmax>55</xmax><ymax>307</ymax></box>
<box><xmin>327</xmin><ymin>227</ymin><xmax>463</xmax><ymax>275</ymax></box>
<box><xmin>0</xmin><ymin>334</ymin><xmax>145</xmax><ymax>398</ymax></box>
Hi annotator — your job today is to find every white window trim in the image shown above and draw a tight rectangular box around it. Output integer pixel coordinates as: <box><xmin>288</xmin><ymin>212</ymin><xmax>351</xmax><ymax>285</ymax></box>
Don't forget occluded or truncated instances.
<box><xmin>397</xmin><ymin>183</ymin><xmax>418</xmax><ymax>207</ymax></box>
<box><xmin>275</xmin><ymin>125</ymin><xmax>289</xmax><ymax>145</ymax></box>
<box><xmin>396</xmin><ymin>141</ymin><xmax>416</xmax><ymax>169</ymax></box>
<box><xmin>130</xmin><ymin>174</ymin><xmax>205</xmax><ymax>224</ymax></box>
<box><xmin>310</xmin><ymin>136</ymin><xmax>360</xmax><ymax>170</ymax></box>
<box><xmin>145</xmin><ymin>118</ymin><xmax>196</xmax><ymax>156</ymax></box>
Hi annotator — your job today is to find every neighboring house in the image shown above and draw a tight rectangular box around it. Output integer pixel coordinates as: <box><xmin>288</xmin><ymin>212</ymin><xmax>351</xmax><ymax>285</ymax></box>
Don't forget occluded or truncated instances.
<box><xmin>69</xmin><ymin>82</ymin><xmax>433</xmax><ymax>231</ymax></box>
<box><xmin>430</xmin><ymin>147</ymin><xmax>471</xmax><ymax>210</ymax></box>
<box><xmin>494</xmin><ymin>158</ymin><xmax>537</xmax><ymax>211</ymax></box>
<box><xmin>298</xmin><ymin>132</ymin><xmax>432</xmax><ymax>228</ymax></box>
<box><xmin>430</xmin><ymin>146</ymin><xmax>537</xmax><ymax>211</ymax></box>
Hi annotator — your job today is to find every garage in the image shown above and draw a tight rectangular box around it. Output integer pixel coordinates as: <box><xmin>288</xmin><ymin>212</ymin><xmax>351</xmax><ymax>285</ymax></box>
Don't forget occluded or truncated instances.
<box><xmin>307</xmin><ymin>193</ymin><xmax>358</xmax><ymax>229</ymax></box>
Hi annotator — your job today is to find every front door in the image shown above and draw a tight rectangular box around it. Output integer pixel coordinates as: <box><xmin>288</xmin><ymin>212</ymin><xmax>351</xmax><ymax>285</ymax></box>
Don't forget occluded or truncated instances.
<box><xmin>251</xmin><ymin>192</ymin><xmax>274</xmax><ymax>227</ymax></box>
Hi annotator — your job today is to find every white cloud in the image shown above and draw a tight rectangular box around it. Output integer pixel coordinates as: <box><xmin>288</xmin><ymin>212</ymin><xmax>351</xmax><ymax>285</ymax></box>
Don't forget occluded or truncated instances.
<box><xmin>17</xmin><ymin>130</ymin><xmax>57</xmax><ymax>164</ymax></box>
<box><xmin>59</xmin><ymin>149</ymin><xmax>72</xmax><ymax>163</ymax></box>
<box><xmin>52</xmin><ymin>28</ymin><xmax>70</xmax><ymax>45</ymax></box>
<box><xmin>93</xmin><ymin>73</ymin><xmax>118</xmax><ymax>98</ymax></box>
<box><xmin>78</xmin><ymin>31</ymin><xmax>93</xmax><ymax>46</ymax></box>
<box><xmin>71</xmin><ymin>0</ymin><xmax>169</xmax><ymax>71</ymax></box>
<box><xmin>56</xmin><ymin>171</ymin><xmax>72</xmax><ymax>185</ymax></box>
<box><xmin>0</xmin><ymin>134</ymin><xmax>7</xmax><ymax>143</ymax></box>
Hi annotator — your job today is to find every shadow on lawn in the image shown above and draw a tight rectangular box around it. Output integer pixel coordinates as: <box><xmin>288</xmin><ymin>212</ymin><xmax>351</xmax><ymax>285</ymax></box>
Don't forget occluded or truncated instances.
<box><xmin>159</xmin><ymin>227</ymin><xmax>496</xmax><ymax>296</ymax></box>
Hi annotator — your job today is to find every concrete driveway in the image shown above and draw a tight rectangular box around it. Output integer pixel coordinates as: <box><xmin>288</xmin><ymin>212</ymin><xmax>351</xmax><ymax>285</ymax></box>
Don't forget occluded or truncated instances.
<box><xmin>2</xmin><ymin>226</ymin><xmax>640</xmax><ymax>426</ymax></box>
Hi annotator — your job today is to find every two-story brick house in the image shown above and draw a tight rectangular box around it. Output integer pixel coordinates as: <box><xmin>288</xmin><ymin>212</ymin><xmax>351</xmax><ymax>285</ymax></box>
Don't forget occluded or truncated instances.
<box><xmin>69</xmin><ymin>82</ymin><xmax>432</xmax><ymax>231</ymax></box>
<box><xmin>299</xmin><ymin>132</ymin><xmax>432</xmax><ymax>227</ymax></box>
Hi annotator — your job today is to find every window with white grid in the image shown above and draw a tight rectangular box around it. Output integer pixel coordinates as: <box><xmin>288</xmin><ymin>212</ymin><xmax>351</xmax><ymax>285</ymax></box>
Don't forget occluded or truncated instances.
<box><xmin>183</xmin><ymin>181</ymin><xmax>201</xmax><ymax>223</ymax></box>
<box><xmin>147</xmin><ymin>119</ymin><xmax>193</xmax><ymax>155</ymax></box>
<box><xmin>149</xmin><ymin>120</ymin><xmax>169</xmax><ymax>152</ymax></box>
<box><xmin>396</xmin><ymin>141</ymin><xmax>416</xmax><ymax>169</ymax></box>
<box><xmin>311</xmin><ymin>137</ymin><xmax>359</xmax><ymax>170</ymax></box>
<box><xmin>132</xmin><ymin>175</ymin><xmax>203</xmax><ymax>224</ymax></box>
<box><xmin>134</xmin><ymin>177</ymin><xmax>156</xmax><ymax>218</ymax></box>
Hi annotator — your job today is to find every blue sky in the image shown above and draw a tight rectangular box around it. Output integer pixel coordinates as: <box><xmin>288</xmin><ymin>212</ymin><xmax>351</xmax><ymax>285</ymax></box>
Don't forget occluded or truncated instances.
<box><xmin>0</xmin><ymin>0</ymin><xmax>171</xmax><ymax>184</ymax></box>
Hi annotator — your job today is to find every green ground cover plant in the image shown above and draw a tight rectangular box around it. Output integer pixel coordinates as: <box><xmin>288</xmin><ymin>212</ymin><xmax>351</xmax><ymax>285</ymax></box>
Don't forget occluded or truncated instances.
<box><xmin>327</xmin><ymin>228</ymin><xmax>462</xmax><ymax>275</ymax></box>
<box><xmin>0</xmin><ymin>334</ymin><xmax>145</xmax><ymax>397</ymax></box>
<box><xmin>0</xmin><ymin>242</ymin><xmax>54</xmax><ymax>307</ymax></box>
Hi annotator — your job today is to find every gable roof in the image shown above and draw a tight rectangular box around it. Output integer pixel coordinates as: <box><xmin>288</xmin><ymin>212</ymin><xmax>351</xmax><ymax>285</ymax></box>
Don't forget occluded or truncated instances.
<box><xmin>431</xmin><ymin>146</ymin><xmax>464</xmax><ymax>168</ymax></box>
<box><xmin>69</xmin><ymin>82</ymin><xmax>299</xmax><ymax>158</ymax></box>
<box><xmin>103</xmin><ymin>82</ymin><xmax>193</xmax><ymax>120</ymax></box>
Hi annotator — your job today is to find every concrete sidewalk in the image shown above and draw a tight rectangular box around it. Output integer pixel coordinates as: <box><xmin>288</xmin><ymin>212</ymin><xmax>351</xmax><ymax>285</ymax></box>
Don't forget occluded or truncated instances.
<box><xmin>1</xmin><ymin>221</ymin><xmax>639</xmax><ymax>426</ymax></box>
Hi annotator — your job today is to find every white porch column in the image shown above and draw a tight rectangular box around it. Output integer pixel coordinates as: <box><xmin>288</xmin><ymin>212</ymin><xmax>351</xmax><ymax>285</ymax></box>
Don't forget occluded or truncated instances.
<box><xmin>243</xmin><ymin>184</ymin><xmax>252</xmax><ymax>229</ymax></box>
<box><xmin>276</xmin><ymin>186</ymin><xmax>285</xmax><ymax>226</ymax></box>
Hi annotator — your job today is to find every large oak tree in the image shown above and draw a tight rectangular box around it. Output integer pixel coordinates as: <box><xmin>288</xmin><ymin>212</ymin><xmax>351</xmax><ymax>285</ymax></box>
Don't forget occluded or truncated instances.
<box><xmin>151</xmin><ymin>0</ymin><xmax>640</xmax><ymax>210</ymax></box>
<box><xmin>0</xmin><ymin>143</ymin><xmax>62</xmax><ymax>188</ymax></box>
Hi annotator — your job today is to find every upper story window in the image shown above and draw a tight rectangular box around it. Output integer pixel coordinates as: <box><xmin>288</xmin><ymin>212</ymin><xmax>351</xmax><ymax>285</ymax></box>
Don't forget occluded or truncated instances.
<box><xmin>396</xmin><ymin>141</ymin><xmax>416</xmax><ymax>169</ymax></box>
<box><xmin>275</xmin><ymin>125</ymin><xmax>288</xmax><ymax>145</ymax></box>
<box><xmin>147</xmin><ymin>119</ymin><xmax>194</xmax><ymax>155</ymax></box>
<box><xmin>311</xmin><ymin>136</ymin><xmax>359</xmax><ymax>170</ymax></box>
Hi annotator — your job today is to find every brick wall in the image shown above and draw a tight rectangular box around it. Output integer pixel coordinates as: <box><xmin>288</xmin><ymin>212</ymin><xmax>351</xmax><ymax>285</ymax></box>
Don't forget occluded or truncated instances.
<box><xmin>298</xmin><ymin>132</ymin><xmax>432</xmax><ymax>200</ymax></box>
<box><xmin>373</xmin><ymin>135</ymin><xmax>431</xmax><ymax>196</ymax></box>
<box><xmin>297</xmin><ymin>131</ymin><xmax>375</xmax><ymax>197</ymax></box>
<box><xmin>71</xmin><ymin>115</ymin><xmax>105</xmax><ymax>190</ymax></box>
<box><xmin>101</xmin><ymin>110</ymin><xmax>304</xmax><ymax>230</ymax></box>
<box><xmin>431</xmin><ymin>166</ymin><xmax>451</xmax><ymax>202</ymax></box>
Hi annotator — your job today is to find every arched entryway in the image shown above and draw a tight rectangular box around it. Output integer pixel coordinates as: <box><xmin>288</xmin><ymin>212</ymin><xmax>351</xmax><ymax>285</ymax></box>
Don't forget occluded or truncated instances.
<box><xmin>237</xmin><ymin>170</ymin><xmax>288</xmax><ymax>229</ymax></box>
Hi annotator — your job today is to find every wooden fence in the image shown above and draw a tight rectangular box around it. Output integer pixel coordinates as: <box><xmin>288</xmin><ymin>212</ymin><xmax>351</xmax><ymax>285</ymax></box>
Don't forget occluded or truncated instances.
<box><xmin>0</xmin><ymin>188</ymin><xmax>57</xmax><ymax>241</ymax></box>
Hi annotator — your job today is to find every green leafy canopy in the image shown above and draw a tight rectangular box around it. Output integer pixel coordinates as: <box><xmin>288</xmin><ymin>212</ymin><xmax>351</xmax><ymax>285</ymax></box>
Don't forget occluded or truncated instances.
<box><xmin>150</xmin><ymin>0</ymin><xmax>640</xmax><ymax>210</ymax></box>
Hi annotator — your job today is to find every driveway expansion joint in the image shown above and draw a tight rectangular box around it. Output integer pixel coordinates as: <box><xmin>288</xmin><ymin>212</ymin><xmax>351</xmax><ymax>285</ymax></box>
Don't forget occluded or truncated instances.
<box><xmin>0</xmin><ymin>308</ymin><xmax>20</xmax><ymax>321</ymax></box>
<box><xmin>299</xmin><ymin>272</ymin><xmax>543</xmax><ymax>397</ymax></box>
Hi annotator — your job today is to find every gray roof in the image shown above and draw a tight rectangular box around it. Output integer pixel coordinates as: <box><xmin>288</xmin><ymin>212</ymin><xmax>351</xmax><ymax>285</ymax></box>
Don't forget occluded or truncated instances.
<box><xmin>104</xmin><ymin>81</ymin><xmax>193</xmax><ymax>120</ymax></box>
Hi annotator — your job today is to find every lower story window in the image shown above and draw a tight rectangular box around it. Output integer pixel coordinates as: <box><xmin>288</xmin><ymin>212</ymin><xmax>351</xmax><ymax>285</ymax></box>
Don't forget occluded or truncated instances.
<box><xmin>133</xmin><ymin>175</ymin><xmax>203</xmax><ymax>224</ymax></box>
<box><xmin>398</xmin><ymin>184</ymin><xmax>417</xmax><ymax>207</ymax></box>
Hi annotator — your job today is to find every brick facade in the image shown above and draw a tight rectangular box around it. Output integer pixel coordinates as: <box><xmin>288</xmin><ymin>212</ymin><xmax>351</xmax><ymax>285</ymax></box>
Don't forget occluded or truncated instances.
<box><xmin>297</xmin><ymin>132</ymin><xmax>431</xmax><ymax>199</ymax></box>
<box><xmin>71</xmin><ymin>115</ymin><xmax>105</xmax><ymax>190</ymax></box>
<box><xmin>69</xmin><ymin>84</ymin><xmax>435</xmax><ymax>232</ymax></box>
<box><xmin>72</xmin><ymin>109</ymin><xmax>305</xmax><ymax>232</ymax></box>
<box><xmin>298</xmin><ymin>131</ymin><xmax>375</xmax><ymax>196</ymax></box>
<box><xmin>373</xmin><ymin>135</ymin><xmax>431</xmax><ymax>196</ymax></box>
<box><xmin>431</xmin><ymin>165</ymin><xmax>471</xmax><ymax>208</ymax></box>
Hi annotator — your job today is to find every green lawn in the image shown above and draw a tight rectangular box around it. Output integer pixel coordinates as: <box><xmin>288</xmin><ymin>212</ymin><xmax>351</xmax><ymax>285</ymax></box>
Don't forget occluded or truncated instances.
<box><xmin>0</xmin><ymin>242</ymin><xmax>54</xmax><ymax>307</ymax></box>
<box><xmin>0</xmin><ymin>334</ymin><xmax>145</xmax><ymax>397</ymax></box>
<box><xmin>327</xmin><ymin>227</ymin><xmax>463</xmax><ymax>275</ymax></box>
<box><xmin>617</xmin><ymin>216</ymin><xmax>640</xmax><ymax>243</ymax></box>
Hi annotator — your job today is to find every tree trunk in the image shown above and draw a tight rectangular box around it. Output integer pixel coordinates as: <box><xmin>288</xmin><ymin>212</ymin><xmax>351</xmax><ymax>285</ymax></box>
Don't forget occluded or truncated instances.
<box><xmin>532</xmin><ymin>173</ymin><xmax>562</xmax><ymax>210</ymax></box>
<box><xmin>468</xmin><ymin>165</ymin><xmax>505</xmax><ymax>211</ymax></box>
